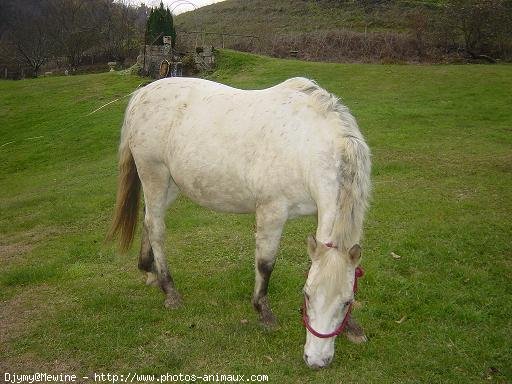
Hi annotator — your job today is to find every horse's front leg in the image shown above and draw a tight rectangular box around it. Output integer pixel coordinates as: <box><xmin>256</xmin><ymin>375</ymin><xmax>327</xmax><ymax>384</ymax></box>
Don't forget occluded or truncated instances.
<box><xmin>252</xmin><ymin>203</ymin><xmax>288</xmax><ymax>328</ymax></box>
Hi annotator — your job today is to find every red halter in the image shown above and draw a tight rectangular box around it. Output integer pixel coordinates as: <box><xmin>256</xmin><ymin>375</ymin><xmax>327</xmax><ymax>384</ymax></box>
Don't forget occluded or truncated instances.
<box><xmin>302</xmin><ymin>264</ymin><xmax>364</xmax><ymax>339</ymax></box>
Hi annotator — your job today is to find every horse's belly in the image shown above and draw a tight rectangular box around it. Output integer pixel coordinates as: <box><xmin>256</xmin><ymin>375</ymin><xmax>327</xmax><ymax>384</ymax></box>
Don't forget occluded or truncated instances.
<box><xmin>169</xmin><ymin>162</ymin><xmax>317</xmax><ymax>216</ymax></box>
<box><xmin>179</xmin><ymin>185</ymin><xmax>256</xmax><ymax>213</ymax></box>
<box><xmin>169</xmin><ymin>163</ymin><xmax>257</xmax><ymax>213</ymax></box>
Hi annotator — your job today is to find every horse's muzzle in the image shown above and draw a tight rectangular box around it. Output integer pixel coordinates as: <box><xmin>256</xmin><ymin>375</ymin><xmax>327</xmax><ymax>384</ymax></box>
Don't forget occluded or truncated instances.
<box><xmin>304</xmin><ymin>353</ymin><xmax>333</xmax><ymax>369</ymax></box>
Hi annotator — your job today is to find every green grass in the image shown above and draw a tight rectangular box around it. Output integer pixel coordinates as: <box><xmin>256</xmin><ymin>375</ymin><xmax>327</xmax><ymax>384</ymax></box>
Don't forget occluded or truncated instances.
<box><xmin>1</xmin><ymin>51</ymin><xmax>511</xmax><ymax>383</ymax></box>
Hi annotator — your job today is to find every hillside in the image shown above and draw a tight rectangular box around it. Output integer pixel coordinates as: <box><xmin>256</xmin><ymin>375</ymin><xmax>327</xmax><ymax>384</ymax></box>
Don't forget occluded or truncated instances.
<box><xmin>175</xmin><ymin>0</ymin><xmax>511</xmax><ymax>63</ymax></box>
<box><xmin>1</xmin><ymin>51</ymin><xmax>511</xmax><ymax>381</ymax></box>
<box><xmin>175</xmin><ymin>0</ymin><xmax>439</xmax><ymax>36</ymax></box>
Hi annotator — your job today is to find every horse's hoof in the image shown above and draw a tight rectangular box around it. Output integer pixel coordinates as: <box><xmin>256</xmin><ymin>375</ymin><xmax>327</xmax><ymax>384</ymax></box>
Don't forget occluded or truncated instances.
<box><xmin>345</xmin><ymin>316</ymin><xmax>366</xmax><ymax>343</ymax></box>
<box><xmin>262</xmin><ymin>321</ymin><xmax>280</xmax><ymax>331</ymax></box>
<box><xmin>346</xmin><ymin>333</ymin><xmax>368</xmax><ymax>344</ymax></box>
<box><xmin>164</xmin><ymin>293</ymin><xmax>182</xmax><ymax>309</ymax></box>
<box><xmin>260</xmin><ymin>311</ymin><xmax>279</xmax><ymax>330</ymax></box>
<box><xmin>261</xmin><ymin>320</ymin><xmax>279</xmax><ymax>330</ymax></box>
<box><xmin>145</xmin><ymin>272</ymin><xmax>159</xmax><ymax>287</ymax></box>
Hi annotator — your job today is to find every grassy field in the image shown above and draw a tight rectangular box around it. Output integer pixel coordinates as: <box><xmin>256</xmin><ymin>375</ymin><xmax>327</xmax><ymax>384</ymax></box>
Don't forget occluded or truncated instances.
<box><xmin>1</xmin><ymin>50</ymin><xmax>511</xmax><ymax>383</ymax></box>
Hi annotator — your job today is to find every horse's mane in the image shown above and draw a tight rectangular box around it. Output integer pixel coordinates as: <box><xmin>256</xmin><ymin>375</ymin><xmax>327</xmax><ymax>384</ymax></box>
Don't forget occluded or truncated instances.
<box><xmin>278</xmin><ymin>77</ymin><xmax>362</xmax><ymax>139</ymax></box>
<box><xmin>281</xmin><ymin>77</ymin><xmax>371</xmax><ymax>256</ymax></box>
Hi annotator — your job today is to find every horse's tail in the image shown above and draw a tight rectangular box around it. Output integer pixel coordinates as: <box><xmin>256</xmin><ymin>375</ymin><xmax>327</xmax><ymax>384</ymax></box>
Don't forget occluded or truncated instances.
<box><xmin>106</xmin><ymin>136</ymin><xmax>141</xmax><ymax>252</ymax></box>
<box><xmin>337</xmin><ymin>136</ymin><xmax>371</xmax><ymax>250</ymax></box>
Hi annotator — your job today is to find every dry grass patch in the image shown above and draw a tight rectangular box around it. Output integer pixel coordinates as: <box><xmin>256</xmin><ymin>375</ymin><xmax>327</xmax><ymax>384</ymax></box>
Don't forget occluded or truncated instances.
<box><xmin>0</xmin><ymin>284</ymin><xmax>80</xmax><ymax>371</ymax></box>
<box><xmin>0</xmin><ymin>227</ymin><xmax>65</xmax><ymax>264</ymax></box>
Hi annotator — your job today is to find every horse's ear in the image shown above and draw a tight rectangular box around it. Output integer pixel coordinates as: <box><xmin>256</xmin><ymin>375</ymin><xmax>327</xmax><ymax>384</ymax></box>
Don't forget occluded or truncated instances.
<box><xmin>349</xmin><ymin>244</ymin><xmax>362</xmax><ymax>264</ymax></box>
<box><xmin>307</xmin><ymin>234</ymin><xmax>317</xmax><ymax>259</ymax></box>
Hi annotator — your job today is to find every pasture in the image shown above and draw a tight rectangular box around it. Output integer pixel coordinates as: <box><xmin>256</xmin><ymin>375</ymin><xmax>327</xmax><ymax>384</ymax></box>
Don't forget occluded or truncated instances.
<box><xmin>1</xmin><ymin>50</ymin><xmax>511</xmax><ymax>383</ymax></box>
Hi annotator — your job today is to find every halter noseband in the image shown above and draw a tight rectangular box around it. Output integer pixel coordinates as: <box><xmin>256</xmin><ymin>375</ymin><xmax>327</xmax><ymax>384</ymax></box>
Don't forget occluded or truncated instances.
<box><xmin>302</xmin><ymin>243</ymin><xmax>364</xmax><ymax>338</ymax></box>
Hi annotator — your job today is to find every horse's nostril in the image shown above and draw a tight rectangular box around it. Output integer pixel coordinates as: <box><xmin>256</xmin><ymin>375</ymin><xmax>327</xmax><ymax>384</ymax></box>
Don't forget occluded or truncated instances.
<box><xmin>323</xmin><ymin>356</ymin><xmax>333</xmax><ymax>367</ymax></box>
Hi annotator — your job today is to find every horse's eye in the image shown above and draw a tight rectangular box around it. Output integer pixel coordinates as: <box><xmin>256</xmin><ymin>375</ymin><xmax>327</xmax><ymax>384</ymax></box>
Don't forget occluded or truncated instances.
<box><xmin>343</xmin><ymin>300</ymin><xmax>352</xmax><ymax>307</ymax></box>
<box><xmin>304</xmin><ymin>292</ymin><xmax>310</xmax><ymax>301</ymax></box>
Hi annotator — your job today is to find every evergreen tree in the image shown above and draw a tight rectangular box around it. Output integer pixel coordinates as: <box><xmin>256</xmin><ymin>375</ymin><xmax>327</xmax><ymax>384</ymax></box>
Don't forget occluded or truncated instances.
<box><xmin>146</xmin><ymin>1</ymin><xmax>176</xmax><ymax>47</ymax></box>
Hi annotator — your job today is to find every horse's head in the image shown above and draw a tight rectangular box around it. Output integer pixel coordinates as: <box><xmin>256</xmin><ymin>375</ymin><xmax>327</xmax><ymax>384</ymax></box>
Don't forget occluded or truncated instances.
<box><xmin>302</xmin><ymin>235</ymin><xmax>362</xmax><ymax>369</ymax></box>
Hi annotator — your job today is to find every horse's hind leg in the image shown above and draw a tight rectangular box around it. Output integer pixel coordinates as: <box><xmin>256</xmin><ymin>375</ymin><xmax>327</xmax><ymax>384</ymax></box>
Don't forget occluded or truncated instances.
<box><xmin>138</xmin><ymin>162</ymin><xmax>181</xmax><ymax>308</ymax></box>
<box><xmin>252</xmin><ymin>203</ymin><xmax>288</xmax><ymax>327</ymax></box>
<box><xmin>138</xmin><ymin>209</ymin><xmax>158</xmax><ymax>287</ymax></box>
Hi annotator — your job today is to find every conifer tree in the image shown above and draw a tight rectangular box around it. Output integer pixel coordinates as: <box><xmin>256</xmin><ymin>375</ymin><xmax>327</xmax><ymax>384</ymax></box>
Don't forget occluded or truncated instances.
<box><xmin>146</xmin><ymin>1</ymin><xmax>176</xmax><ymax>46</ymax></box>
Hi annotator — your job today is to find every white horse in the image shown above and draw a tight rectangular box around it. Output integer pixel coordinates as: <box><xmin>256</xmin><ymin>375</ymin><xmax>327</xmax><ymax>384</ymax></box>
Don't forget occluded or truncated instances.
<box><xmin>107</xmin><ymin>76</ymin><xmax>371</xmax><ymax>369</ymax></box>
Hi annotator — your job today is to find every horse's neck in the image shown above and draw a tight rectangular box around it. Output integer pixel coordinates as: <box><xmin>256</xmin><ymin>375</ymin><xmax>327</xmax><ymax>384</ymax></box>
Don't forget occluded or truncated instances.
<box><xmin>316</xmin><ymin>209</ymin><xmax>360</xmax><ymax>252</ymax></box>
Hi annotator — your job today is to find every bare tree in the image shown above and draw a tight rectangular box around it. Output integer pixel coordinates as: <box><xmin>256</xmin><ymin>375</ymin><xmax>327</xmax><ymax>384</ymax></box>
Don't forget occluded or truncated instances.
<box><xmin>1</xmin><ymin>0</ymin><xmax>148</xmax><ymax>77</ymax></box>
<box><xmin>444</xmin><ymin>0</ymin><xmax>512</xmax><ymax>60</ymax></box>
<box><xmin>101</xmin><ymin>0</ymin><xmax>142</xmax><ymax>63</ymax></box>
<box><xmin>46</xmin><ymin>0</ymin><xmax>104</xmax><ymax>69</ymax></box>
<box><xmin>1</xmin><ymin>0</ymin><xmax>53</xmax><ymax>77</ymax></box>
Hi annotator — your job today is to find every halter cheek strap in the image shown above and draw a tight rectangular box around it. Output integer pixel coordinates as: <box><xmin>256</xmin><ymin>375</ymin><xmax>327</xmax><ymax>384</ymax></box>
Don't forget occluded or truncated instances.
<box><xmin>302</xmin><ymin>266</ymin><xmax>364</xmax><ymax>338</ymax></box>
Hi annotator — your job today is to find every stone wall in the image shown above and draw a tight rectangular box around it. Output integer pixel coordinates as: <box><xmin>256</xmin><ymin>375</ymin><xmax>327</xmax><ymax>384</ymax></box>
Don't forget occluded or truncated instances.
<box><xmin>139</xmin><ymin>45</ymin><xmax>176</xmax><ymax>78</ymax></box>
<box><xmin>138</xmin><ymin>45</ymin><xmax>215</xmax><ymax>78</ymax></box>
